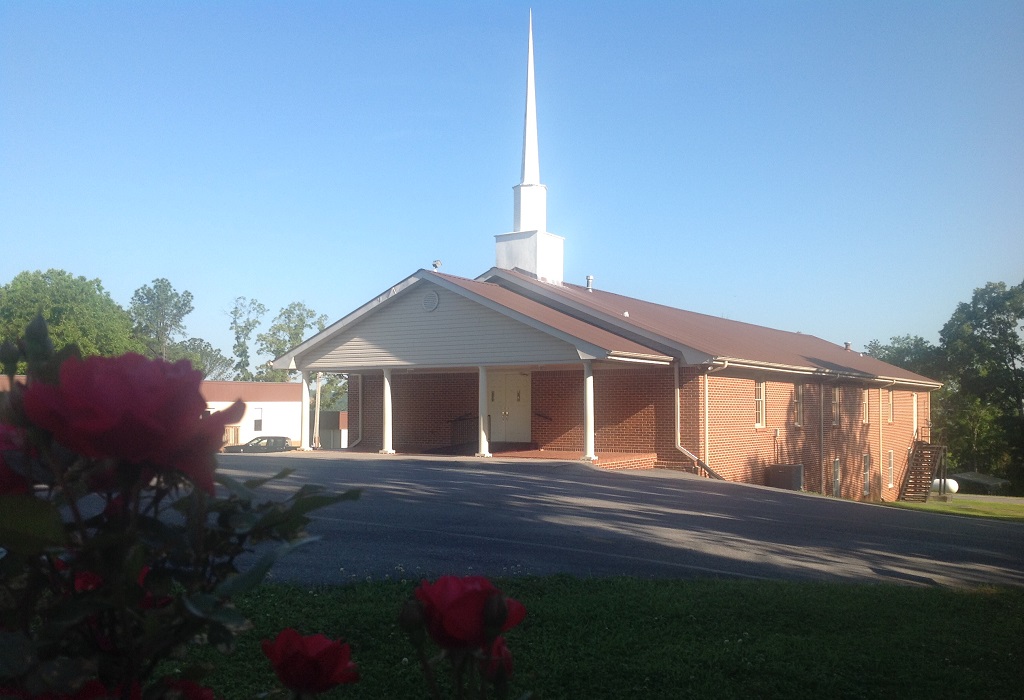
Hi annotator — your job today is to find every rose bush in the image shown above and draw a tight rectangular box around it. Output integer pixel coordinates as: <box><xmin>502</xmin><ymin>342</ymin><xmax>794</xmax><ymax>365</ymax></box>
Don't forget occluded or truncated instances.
<box><xmin>415</xmin><ymin>575</ymin><xmax>526</xmax><ymax>649</ymax></box>
<box><xmin>21</xmin><ymin>353</ymin><xmax>243</xmax><ymax>495</ymax></box>
<box><xmin>0</xmin><ymin>318</ymin><xmax>358</xmax><ymax>699</ymax></box>
<box><xmin>402</xmin><ymin>575</ymin><xmax>526</xmax><ymax>700</ymax></box>
<box><xmin>261</xmin><ymin>628</ymin><xmax>359</xmax><ymax>696</ymax></box>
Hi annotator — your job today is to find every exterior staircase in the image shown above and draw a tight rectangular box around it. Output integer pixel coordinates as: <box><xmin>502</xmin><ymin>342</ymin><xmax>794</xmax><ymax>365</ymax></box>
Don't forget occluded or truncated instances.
<box><xmin>899</xmin><ymin>441</ymin><xmax>946</xmax><ymax>502</ymax></box>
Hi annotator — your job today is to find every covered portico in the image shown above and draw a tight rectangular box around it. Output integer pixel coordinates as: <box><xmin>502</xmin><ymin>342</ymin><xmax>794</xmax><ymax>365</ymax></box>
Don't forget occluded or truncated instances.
<box><xmin>274</xmin><ymin>270</ymin><xmax>671</xmax><ymax>461</ymax></box>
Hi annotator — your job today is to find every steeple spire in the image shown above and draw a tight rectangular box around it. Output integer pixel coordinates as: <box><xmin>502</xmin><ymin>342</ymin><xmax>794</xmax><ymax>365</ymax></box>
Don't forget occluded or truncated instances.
<box><xmin>496</xmin><ymin>12</ymin><xmax>563</xmax><ymax>284</ymax></box>
<box><xmin>512</xmin><ymin>10</ymin><xmax>547</xmax><ymax>233</ymax></box>
<box><xmin>520</xmin><ymin>10</ymin><xmax>540</xmax><ymax>186</ymax></box>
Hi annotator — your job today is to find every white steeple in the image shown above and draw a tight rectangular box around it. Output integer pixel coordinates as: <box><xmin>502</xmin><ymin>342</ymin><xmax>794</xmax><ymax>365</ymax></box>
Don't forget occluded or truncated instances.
<box><xmin>497</xmin><ymin>11</ymin><xmax>564</xmax><ymax>283</ymax></box>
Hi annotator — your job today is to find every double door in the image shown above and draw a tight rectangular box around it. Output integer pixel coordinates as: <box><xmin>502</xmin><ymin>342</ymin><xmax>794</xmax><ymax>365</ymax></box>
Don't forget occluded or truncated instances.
<box><xmin>488</xmin><ymin>372</ymin><xmax>531</xmax><ymax>443</ymax></box>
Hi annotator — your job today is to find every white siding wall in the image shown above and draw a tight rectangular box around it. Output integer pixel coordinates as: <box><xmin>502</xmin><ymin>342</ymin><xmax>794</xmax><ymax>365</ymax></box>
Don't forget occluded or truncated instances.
<box><xmin>207</xmin><ymin>400</ymin><xmax>302</xmax><ymax>445</ymax></box>
<box><xmin>300</xmin><ymin>285</ymin><xmax>581</xmax><ymax>370</ymax></box>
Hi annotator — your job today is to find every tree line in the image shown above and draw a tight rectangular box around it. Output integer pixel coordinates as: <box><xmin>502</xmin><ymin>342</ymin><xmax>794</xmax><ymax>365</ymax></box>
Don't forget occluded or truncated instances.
<box><xmin>0</xmin><ymin>269</ymin><xmax>346</xmax><ymax>410</ymax></box>
<box><xmin>866</xmin><ymin>280</ymin><xmax>1023</xmax><ymax>492</ymax></box>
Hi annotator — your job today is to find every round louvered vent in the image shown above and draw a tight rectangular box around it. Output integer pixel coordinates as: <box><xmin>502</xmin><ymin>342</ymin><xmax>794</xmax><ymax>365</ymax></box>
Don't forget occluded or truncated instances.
<box><xmin>422</xmin><ymin>291</ymin><xmax>440</xmax><ymax>312</ymax></box>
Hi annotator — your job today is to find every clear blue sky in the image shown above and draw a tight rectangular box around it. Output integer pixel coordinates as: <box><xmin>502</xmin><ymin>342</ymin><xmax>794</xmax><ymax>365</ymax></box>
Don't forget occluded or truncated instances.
<box><xmin>2</xmin><ymin>1</ymin><xmax>1021</xmax><ymax>366</ymax></box>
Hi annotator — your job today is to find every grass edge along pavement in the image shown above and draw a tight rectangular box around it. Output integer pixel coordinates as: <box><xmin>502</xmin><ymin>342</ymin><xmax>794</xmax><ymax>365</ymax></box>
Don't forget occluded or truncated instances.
<box><xmin>178</xmin><ymin>577</ymin><xmax>1024</xmax><ymax>699</ymax></box>
<box><xmin>882</xmin><ymin>495</ymin><xmax>1024</xmax><ymax>522</ymax></box>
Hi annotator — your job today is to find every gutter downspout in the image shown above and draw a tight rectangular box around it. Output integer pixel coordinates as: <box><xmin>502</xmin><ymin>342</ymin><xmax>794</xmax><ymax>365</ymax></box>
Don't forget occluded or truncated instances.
<box><xmin>880</xmin><ymin>379</ymin><xmax>895</xmax><ymax>499</ymax></box>
<box><xmin>675</xmin><ymin>363</ymin><xmax>724</xmax><ymax>479</ymax></box>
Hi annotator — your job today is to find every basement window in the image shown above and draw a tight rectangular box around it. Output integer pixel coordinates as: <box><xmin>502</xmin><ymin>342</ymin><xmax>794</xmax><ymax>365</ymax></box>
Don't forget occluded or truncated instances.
<box><xmin>754</xmin><ymin>381</ymin><xmax>766</xmax><ymax>428</ymax></box>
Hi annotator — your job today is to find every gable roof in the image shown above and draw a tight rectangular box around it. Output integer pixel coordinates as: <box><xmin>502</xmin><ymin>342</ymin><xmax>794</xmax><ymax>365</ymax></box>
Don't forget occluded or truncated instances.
<box><xmin>272</xmin><ymin>270</ymin><xmax>671</xmax><ymax>371</ymax></box>
<box><xmin>480</xmin><ymin>268</ymin><xmax>940</xmax><ymax>388</ymax></box>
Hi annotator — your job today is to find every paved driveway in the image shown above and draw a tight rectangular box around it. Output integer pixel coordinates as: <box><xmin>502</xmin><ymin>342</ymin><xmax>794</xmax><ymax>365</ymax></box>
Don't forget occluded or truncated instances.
<box><xmin>218</xmin><ymin>452</ymin><xmax>1024</xmax><ymax>587</ymax></box>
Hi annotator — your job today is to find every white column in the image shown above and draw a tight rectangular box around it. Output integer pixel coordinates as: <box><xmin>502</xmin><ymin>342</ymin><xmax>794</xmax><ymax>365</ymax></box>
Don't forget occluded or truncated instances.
<box><xmin>380</xmin><ymin>368</ymin><xmax>396</xmax><ymax>455</ymax></box>
<box><xmin>582</xmin><ymin>360</ymin><xmax>597</xmax><ymax>462</ymax></box>
<box><xmin>300</xmin><ymin>371</ymin><xmax>311</xmax><ymax>450</ymax></box>
<box><xmin>475</xmin><ymin>367</ymin><xmax>492</xmax><ymax>457</ymax></box>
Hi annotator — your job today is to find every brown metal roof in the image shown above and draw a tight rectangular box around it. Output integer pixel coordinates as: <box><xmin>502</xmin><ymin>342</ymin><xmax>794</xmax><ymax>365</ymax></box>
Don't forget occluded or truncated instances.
<box><xmin>201</xmin><ymin>381</ymin><xmax>302</xmax><ymax>403</ymax></box>
<box><xmin>431</xmin><ymin>272</ymin><xmax>671</xmax><ymax>362</ymax></box>
<box><xmin>483</xmin><ymin>270</ymin><xmax>940</xmax><ymax>386</ymax></box>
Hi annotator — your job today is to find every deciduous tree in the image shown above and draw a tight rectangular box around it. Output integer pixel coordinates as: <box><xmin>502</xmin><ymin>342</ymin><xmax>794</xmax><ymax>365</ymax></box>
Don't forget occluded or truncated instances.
<box><xmin>172</xmin><ymin>337</ymin><xmax>234</xmax><ymax>380</ymax></box>
<box><xmin>255</xmin><ymin>302</ymin><xmax>327</xmax><ymax>382</ymax></box>
<box><xmin>129</xmin><ymin>278</ymin><xmax>194</xmax><ymax>360</ymax></box>
<box><xmin>229</xmin><ymin>297</ymin><xmax>267</xmax><ymax>381</ymax></box>
<box><xmin>0</xmin><ymin>269</ymin><xmax>140</xmax><ymax>358</ymax></box>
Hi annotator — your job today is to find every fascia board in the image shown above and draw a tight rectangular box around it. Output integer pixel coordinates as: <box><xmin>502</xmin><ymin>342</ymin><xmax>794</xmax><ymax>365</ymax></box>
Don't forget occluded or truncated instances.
<box><xmin>272</xmin><ymin>272</ymin><xmax>423</xmax><ymax>370</ymax></box>
<box><xmin>478</xmin><ymin>268</ymin><xmax>713</xmax><ymax>364</ymax></box>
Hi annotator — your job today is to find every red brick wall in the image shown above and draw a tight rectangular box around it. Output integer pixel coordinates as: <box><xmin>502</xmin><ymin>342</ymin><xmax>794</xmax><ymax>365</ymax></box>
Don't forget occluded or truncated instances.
<box><xmin>348</xmin><ymin>372</ymin><xmax>476</xmax><ymax>453</ymax></box>
<box><xmin>348</xmin><ymin>367</ymin><xmax>931</xmax><ymax>503</ymax></box>
<box><xmin>703</xmin><ymin>374</ymin><xmax>930</xmax><ymax>501</ymax></box>
<box><xmin>531</xmin><ymin>370</ymin><xmax>583</xmax><ymax>450</ymax></box>
<box><xmin>532</xmin><ymin>364</ymin><xmax>684</xmax><ymax>456</ymax></box>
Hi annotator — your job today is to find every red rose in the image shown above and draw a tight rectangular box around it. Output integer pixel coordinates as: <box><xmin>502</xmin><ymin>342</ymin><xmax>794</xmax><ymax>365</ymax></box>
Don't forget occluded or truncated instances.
<box><xmin>22</xmin><ymin>354</ymin><xmax>244</xmax><ymax>494</ymax></box>
<box><xmin>74</xmin><ymin>570</ymin><xmax>104</xmax><ymax>593</ymax></box>
<box><xmin>261</xmin><ymin>628</ymin><xmax>359</xmax><ymax>695</ymax></box>
<box><xmin>481</xmin><ymin>636</ymin><xmax>514</xmax><ymax>683</ymax></box>
<box><xmin>414</xmin><ymin>576</ymin><xmax>526</xmax><ymax>649</ymax></box>
<box><xmin>0</xmin><ymin>423</ymin><xmax>31</xmax><ymax>495</ymax></box>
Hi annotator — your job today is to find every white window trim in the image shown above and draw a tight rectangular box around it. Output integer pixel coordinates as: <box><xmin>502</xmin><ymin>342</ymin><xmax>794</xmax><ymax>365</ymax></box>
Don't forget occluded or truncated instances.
<box><xmin>887</xmin><ymin>450</ymin><xmax>894</xmax><ymax>488</ymax></box>
<box><xmin>861</xmin><ymin>389</ymin><xmax>870</xmax><ymax>425</ymax></box>
<box><xmin>755</xmin><ymin>381</ymin><xmax>766</xmax><ymax>428</ymax></box>
<box><xmin>887</xmin><ymin>389</ymin><xmax>894</xmax><ymax>424</ymax></box>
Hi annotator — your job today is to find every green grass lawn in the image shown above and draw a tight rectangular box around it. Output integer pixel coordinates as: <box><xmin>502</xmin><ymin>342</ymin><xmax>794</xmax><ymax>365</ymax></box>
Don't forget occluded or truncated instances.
<box><xmin>884</xmin><ymin>496</ymin><xmax>1024</xmax><ymax>522</ymax></box>
<box><xmin>178</xmin><ymin>577</ymin><xmax>1024</xmax><ymax>699</ymax></box>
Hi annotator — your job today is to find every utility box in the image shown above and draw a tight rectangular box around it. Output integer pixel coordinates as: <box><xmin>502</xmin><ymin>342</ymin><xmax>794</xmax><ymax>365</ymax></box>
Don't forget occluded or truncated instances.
<box><xmin>767</xmin><ymin>464</ymin><xmax>804</xmax><ymax>491</ymax></box>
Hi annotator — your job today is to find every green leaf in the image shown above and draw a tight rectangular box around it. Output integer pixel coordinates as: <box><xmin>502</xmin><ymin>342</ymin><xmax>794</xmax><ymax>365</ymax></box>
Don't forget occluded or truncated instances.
<box><xmin>242</xmin><ymin>468</ymin><xmax>295</xmax><ymax>490</ymax></box>
<box><xmin>0</xmin><ymin>495</ymin><xmax>66</xmax><ymax>554</ymax></box>
<box><xmin>214</xmin><ymin>472</ymin><xmax>260</xmax><ymax>502</ymax></box>
<box><xmin>214</xmin><ymin>537</ymin><xmax>318</xmax><ymax>598</ymax></box>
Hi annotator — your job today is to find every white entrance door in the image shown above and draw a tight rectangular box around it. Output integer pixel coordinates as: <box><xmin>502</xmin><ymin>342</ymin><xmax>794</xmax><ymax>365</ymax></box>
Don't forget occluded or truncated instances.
<box><xmin>488</xmin><ymin>372</ymin><xmax>532</xmax><ymax>443</ymax></box>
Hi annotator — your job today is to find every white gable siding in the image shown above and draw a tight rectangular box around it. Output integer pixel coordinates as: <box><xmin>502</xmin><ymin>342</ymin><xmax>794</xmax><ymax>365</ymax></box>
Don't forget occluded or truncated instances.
<box><xmin>299</xmin><ymin>285</ymin><xmax>581</xmax><ymax>370</ymax></box>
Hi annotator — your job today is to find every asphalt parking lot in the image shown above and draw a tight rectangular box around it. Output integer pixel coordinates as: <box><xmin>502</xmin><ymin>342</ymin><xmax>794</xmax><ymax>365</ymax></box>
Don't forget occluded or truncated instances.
<box><xmin>219</xmin><ymin>451</ymin><xmax>1024</xmax><ymax>587</ymax></box>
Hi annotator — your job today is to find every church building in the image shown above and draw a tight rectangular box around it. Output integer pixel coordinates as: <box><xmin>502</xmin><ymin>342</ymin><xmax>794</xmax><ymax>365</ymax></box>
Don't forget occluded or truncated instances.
<box><xmin>274</xmin><ymin>16</ymin><xmax>941</xmax><ymax>502</ymax></box>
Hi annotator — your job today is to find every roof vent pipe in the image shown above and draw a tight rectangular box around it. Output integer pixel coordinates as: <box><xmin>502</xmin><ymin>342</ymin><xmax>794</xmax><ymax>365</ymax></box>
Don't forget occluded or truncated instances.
<box><xmin>844</xmin><ymin>342</ymin><xmax>852</xmax><ymax>352</ymax></box>
<box><xmin>586</xmin><ymin>275</ymin><xmax>594</xmax><ymax>292</ymax></box>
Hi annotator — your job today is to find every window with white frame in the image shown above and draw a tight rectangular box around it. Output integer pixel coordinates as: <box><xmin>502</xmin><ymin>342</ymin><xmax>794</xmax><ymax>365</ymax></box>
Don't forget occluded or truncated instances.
<box><xmin>887</xmin><ymin>389</ymin><xmax>894</xmax><ymax>423</ymax></box>
<box><xmin>862</xmin><ymin>454</ymin><xmax>871</xmax><ymax>496</ymax></box>
<box><xmin>253</xmin><ymin>407</ymin><xmax>263</xmax><ymax>432</ymax></box>
<box><xmin>832</xmin><ymin>458</ymin><xmax>841</xmax><ymax>496</ymax></box>
<box><xmin>861</xmin><ymin>389</ymin><xmax>869</xmax><ymax>424</ymax></box>
<box><xmin>755</xmin><ymin>381</ymin><xmax>766</xmax><ymax>428</ymax></box>
<box><xmin>794</xmin><ymin>384</ymin><xmax>804</xmax><ymax>427</ymax></box>
<box><xmin>831</xmin><ymin>387</ymin><xmax>841</xmax><ymax>426</ymax></box>
<box><xmin>887</xmin><ymin>450</ymin><xmax>894</xmax><ymax>488</ymax></box>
